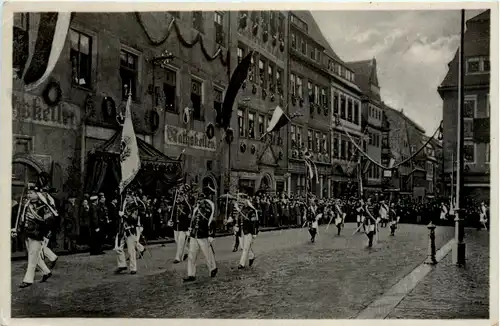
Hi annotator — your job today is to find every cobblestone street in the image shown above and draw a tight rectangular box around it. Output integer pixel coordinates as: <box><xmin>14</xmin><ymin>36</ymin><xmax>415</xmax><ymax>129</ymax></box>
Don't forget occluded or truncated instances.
<box><xmin>11</xmin><ymin>224</ymin><xmax>461</xmax><ymax>318</ymax></box>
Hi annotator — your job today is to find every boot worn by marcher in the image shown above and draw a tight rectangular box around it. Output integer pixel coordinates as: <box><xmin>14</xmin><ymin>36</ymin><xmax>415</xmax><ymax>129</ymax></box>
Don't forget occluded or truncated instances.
<box><xmin>114</xmin><ymin>267</ymin><xmax>127</xmax><ymax>274</ymax></box>
<box><xmin>183</xmin><ymin>276</ymin><xmax>196</xmax><ymax>283</ymax></box>
<box><xmin>41</xmin><ymin>272</ymin><xmax>52</xmax><ymax>283</ymax></box>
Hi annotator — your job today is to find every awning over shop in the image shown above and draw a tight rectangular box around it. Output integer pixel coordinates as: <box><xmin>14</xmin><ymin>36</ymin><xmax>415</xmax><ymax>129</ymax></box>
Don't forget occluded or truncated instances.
<box><xmin>85</xmin><ymin>130</ymin><xmax>183</xmax><ymax>195</ymax></box>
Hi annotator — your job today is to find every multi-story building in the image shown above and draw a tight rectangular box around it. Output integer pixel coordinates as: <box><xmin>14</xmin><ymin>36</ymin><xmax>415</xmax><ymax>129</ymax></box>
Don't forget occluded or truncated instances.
<box><xmin>383</xmin><ymin>104</ymin><xmax>437</xmax><ymax>201</ymax></box>
<box><xmin>287</xmin><ymin>11</ymin><xmax>334</xmax><ymax>198</ymax></box>
<box><xmin>347</xmin><ymin>58</ymin><xmax>384</xmax><ymax>197</ymax></box>
<box><xmin>12</xmin><ymin>12</ymin><xmax>234</xmax><ymax>201</ymax></box>
<box><xmin>232</xmin><ymin>11</ymin><xmax>289</xmax><ymax>195</ymax></box>
<box><xmin>438</xmin><ymin>9</ymin><xmax>490</xmax><ymax>202</ymax></box>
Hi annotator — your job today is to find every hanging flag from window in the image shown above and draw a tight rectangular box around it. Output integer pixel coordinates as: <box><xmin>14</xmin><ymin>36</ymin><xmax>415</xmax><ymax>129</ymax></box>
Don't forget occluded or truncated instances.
<box><xmin>21</xmin><ymin>12</ymin><xmax>72</xmax><ymax>91</ymax></box>
<box><xmin>119</xmin><ymin>93</ymin><xmax>141</xmax><ymax>194</ymax></box>
<box><xmin>219</xmin><ymin>50</ymin><xmax>254</xmax><ymax>130</ymax></box>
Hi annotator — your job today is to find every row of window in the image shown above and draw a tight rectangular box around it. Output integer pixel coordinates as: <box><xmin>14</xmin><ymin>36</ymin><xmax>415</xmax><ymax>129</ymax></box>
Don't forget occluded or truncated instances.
<box><xmin>290</xmin><ymin>73</ymin><xmax>328</xmax><ymax>106</ymax></box>
<box><xmin>71</xmin><ymin>26</ymin><xmax>222</xmax><ymax>120</ymax></box>
<box><xmin>464</xmin><ymin>94</ymin><xmax>490</xmax><ymax>140</ymax></box>
<box><xmin>239</xmin><ymin>11</ymin><xmax>286</xmax><ymax>38</ymax></box>
<box><xmin>290</xmin><ymin>31</ymin><xmax>322</xmax><ymax>63</ymax></box>
<box><xmin>169</xmin><ymin>11</ymin><xmax>226</xmax><ymax>45</ymax></box>
<box><xmin>369</xmin><ymin>104</ymin><xmax>383</xmax><ymax>121</ymax></box>
<box><xmin>238</xmin><ymin>45</ymin><xmax>284</xmax><ymax>93</ymax></box>
<box><xmin>332</xmin><ymin>90</ymin><xmax>361</xmax><ymax>125</ymax></box>
<box><xmin>367</xmin><ymin>165</ymin><xmax>382</xmax><ymax>180</ymax></box>
<box><xmin>332</xmin><ymin>135</ymin><xmax>359</xmax><ymax>161</ymax></box>
<box><xmin>290</xmin><ymin>125</ymin><xmax>328</xmax><ymax>154</ymax></box>
<box><xmin>237</xmin><ymin>108</ymin><xmax>283</xmax><ymax>142</ymax></box>
<box><xmin>327</xmin><ymin>61</ymin><xmax>355</xmax><ymax>83</ymax></box>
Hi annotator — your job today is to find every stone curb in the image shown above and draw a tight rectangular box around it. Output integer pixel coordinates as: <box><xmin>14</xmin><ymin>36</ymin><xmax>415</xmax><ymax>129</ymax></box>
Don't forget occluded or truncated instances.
<box><xmin>355</xmin><ymin>238</ymin><xmax>456</xmax><ymax>319</ymax></box>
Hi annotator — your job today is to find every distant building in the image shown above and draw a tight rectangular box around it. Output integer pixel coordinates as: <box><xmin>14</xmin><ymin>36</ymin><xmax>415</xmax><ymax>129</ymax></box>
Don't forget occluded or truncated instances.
<box><xmin>438</xmin><ymin>10</ymin><xmax>490</xmax><ymax>202</ymax></box>
<box><xmin>347</xmin><ymin>58</ymin><xmax>384</xmax><ymax>198</ymax></box>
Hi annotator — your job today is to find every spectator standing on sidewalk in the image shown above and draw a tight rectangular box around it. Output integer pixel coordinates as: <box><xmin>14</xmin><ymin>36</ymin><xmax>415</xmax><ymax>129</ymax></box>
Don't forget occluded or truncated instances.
<box><xmin>62</xmin><ymin>196</ymin><xmax>78</xmax><ymax>252</ymax></box>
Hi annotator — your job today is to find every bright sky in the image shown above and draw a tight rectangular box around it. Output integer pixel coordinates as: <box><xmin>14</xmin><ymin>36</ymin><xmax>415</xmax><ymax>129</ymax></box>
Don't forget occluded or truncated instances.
<box><xmin>312</xmin><ymin>9</ymin><xmax>485</xmax><ymax>135</ymax></box>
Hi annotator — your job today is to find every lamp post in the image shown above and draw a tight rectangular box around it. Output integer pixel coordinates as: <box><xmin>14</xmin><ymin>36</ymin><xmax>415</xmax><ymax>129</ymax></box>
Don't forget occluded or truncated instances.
<box><xmin>453</xmin><ymin>9</ymin><xmax>466</xmax><ymax>267</ymax></box>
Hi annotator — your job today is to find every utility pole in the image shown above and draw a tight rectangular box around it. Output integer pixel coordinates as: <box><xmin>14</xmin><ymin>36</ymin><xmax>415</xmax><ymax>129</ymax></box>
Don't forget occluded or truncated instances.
<box><xmin>453</xmin><ymin>9</ymin><xmax>466</xmax><ymax>266</ymax></box>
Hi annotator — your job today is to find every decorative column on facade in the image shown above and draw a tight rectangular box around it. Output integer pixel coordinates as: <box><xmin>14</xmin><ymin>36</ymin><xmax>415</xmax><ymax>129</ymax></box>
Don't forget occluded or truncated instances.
<box><xmin>287</xmin><ymin>173</ymin><xmax>292</xmax><ymax>197</ymax></box>
<box><xmin>319</xmin><ymin>176</ymin><xmax>324</xmax><ymax>198</ymax></box>
<box><xmin>327</xmin><ymin>177</ymin><xmax>332</xmax><ymax>198</ymax></box>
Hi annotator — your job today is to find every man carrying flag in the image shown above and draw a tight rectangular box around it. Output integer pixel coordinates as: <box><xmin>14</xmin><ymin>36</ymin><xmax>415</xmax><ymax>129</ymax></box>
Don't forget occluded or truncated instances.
<box><xmin>114</xmin><ymin>91</ymin><xmax>141</xmax><ymax>275</ymax></box>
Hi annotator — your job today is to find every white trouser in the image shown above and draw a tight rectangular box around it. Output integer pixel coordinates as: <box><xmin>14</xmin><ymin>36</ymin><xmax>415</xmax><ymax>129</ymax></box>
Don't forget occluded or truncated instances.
<box><xmin>174</xmin><ymin>230</ymin><xmax>188</xmax><ymax>261</ymax></box>
<box><xmin>135</xmin><ymin>227</ymin><xmax>144</xmax><ymax>252</ymax></box>
<box><xmin>116</xmin><ymin>234</ymin><xmax>138</xmax><ymax>272</ymax></box>
<box><xmin>43</xmin><ymin>246</ymin><xmax>57</xmax><ymax>262</ymax></box>
<box><xmin>239</xmin><ymin>233</ymin><xmax>255</xmax><ymax>267</ymax></box>
<box><xmin>187</xmin><ymin>238</ymin><xmax>216</xmax><ymax>277</ymax></box>
<box><xmin>23</xmin><ymin>238</ymin><xmax>51</xmax><ymax>284</ymax></box>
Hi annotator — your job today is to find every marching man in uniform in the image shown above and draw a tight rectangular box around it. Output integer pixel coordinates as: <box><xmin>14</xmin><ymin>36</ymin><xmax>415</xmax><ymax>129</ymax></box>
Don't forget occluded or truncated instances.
<box><xmin>115</xmin><ymin>199</ymin><xmax>140</xmax><ymax>275</ymax></box>
<box><xmin>355</xmin><ymin>199</ymin><xmax>364</xmax><ymax>232</ymax></box>
<box><xmin>305</xmin><ymin>198</ymin><xmax>319</xmax><ymax>243</ymax></box>
<box><xmin>363</xmin><ymin>199</ymin><xmax>378</xmax><ymax>248</ymax></box>
<box><xmin>334</xmin><ymin>199</ymin><xmax>345</xmax><ymax>236</ymax></box>
<box><xmin>234</xmin><ymin>195</ymin><xmax>259</xmax><ymax>269</ymax></box>
<box><xmin>170</xmin><ymin>185</ymin><xmax>192</xmax><ymax>263</ymax></box>
<box><xmin>12</xmin><ymin>185</ymin><xmax>55</xmax><ymax>288</ymax></box>
<box><xmin>184</xmin><ymin>186</ymin><xmax>218</xmax><ymax>283</ymax></box>
<box><xmin>388</xmin><ymin>202</ymin><xmax>399</xmax><ymax>236</ymax></box>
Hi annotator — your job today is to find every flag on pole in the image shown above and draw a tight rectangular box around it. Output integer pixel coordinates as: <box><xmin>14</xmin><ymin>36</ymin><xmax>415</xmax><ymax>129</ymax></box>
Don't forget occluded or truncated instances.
<box><xmin>21</xmin><ymin>12</ymin><xmax>72</xmax><ymax>90</ymax></box>
<box><xmin>219</xmin><ymin>51</ymin><xmax>254</xmax><ymax>129</ymax></box>
<box><xmin>118</xmin><ymin>93</ymin><xmax>141</xmax><ymax>194</ymax></box>
<box><xmin>266</xmin><ymin>106</ymin><xmax>289</xmax><ymax>133</ymax></box>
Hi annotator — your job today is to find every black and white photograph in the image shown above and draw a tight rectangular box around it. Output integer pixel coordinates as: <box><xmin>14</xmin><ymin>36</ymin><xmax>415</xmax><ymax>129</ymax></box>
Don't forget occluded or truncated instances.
<box><xmin>2</xmin><ymin>3</ymin><xmax>497</xmax><ymax>322</ymax></box>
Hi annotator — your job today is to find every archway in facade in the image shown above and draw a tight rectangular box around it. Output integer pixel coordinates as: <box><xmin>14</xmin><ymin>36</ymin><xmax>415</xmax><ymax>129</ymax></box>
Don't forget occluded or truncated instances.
<box><xmin>258</xmin><ymin>173</ymin><xmax>273</xmax><ymax>194</ymax></box>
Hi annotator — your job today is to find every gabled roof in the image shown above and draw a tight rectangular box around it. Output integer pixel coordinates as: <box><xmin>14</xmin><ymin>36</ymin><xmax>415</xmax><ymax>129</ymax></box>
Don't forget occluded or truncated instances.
<box><xmin>383</xmin><ymin>103</ymin><xmax>426</xmax><ymax>134</ymax></box>
<box><xmin>292</xmin><ymin>11</ymin><xmax>343</xmax><ymax>64</ymax></box>
<box><xmin>438</xmin><ymin>9</ymin><xmax>490</xmax><ymax>90</ymax></box>
<box><xmin>347</xmin><ymin>58</ymin><xmax>381</xmax><ymax>101</ymax></box>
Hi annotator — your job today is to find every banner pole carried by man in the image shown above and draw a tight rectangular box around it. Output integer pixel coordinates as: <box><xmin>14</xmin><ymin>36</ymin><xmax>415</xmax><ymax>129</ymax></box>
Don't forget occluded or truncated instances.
<box><xmin>114</xmin><ymin>90</ymin><xmax>142</xmax><ymax>275</ymax></box>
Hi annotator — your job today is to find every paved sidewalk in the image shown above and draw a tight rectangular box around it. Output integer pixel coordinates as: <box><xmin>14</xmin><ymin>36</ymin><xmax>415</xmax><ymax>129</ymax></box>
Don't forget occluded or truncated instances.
<box><xmin>387</xmin><ymin>229</ymin><xmax>490</xmax><ymax>319</ymax></box>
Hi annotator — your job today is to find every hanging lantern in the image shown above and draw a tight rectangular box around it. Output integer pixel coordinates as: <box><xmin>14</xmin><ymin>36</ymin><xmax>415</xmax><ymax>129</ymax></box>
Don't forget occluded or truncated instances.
<box><xmin>225</xmin><ymin>128</ymin><xmax>234</xmax><ymax>144</ymax></box>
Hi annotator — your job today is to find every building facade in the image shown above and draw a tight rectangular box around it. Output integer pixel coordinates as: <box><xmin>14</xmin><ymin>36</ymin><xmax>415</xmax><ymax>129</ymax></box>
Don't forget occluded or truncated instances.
<box><xmin>347</xmin><ymin>58</ymin><xmax>384</xmax><ymax>197</ymax></box>
<box><xmin>438</xmin><ymin>10</ymin><xmax>491</xmax><ymax>202</ymax></box>
<box><xmin>231</xmin><ymin>11</ymin><xmax>289</xmax><ymax>195</ymax></box>
<box><xmin>12</xmin><ymin>11</ymin><xmax>234</xmax><ymax>200</ymax></box>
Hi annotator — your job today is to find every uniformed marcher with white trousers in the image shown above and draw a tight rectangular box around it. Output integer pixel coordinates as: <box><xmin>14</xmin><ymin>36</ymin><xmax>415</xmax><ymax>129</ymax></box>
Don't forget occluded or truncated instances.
<box><xmin>234</xmin><ymin>197</ymin><xmax>259</xmax><ymax>269</ymax></box>
<box><xmin>334</xmin><ymin>199</ymin><xmax>345</xmax><ymax>236</ymax></box>
<box><xmin>363</xmin><ymin>200</ymin><xmax>377</xmax><ymax>248</ymax></box>
<box><xmin>170</xmin><ymin>187</ymin><xmax>191</xmax><ymax>263</ymax></box>
<box><xmin>388</xmin><ymin>203</ymin><xmax>399</xmax><ymax>236</ymax></box>
<box><xmin>305</xmin><ymin>198</ymin><xmax>319</xmax><ymax>243</ymax></box>
<box><xmin>115</xmin><ymin>200</ymin><xmax>141</xmax><ymax>275</ymax></box>
<box><xmin>12</xmin><ymin>185</ymin><xmax>55</xmax><ymax>288</ymax></box>
<box><xmin>184</xmin><ymin>187</ymin><xmax>218</xmax><ymax>283</ymax></box>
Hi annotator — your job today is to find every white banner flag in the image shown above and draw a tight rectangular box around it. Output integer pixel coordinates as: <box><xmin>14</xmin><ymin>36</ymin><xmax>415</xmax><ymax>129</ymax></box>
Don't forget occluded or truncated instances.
<box><xmin>119</xmin><ymin>94</ymin><xmax>141</xmax><ymax>194</ymax></box>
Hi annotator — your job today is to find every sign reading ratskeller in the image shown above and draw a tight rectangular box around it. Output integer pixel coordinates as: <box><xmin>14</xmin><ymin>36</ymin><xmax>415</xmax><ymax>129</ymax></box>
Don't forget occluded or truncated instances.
<box><xmin>165</xmin><ymin>125</ymin><xmax>216</xmax><ymax>152</ymax></box>
<box><xmin>12</xmin><ymin>91</ymin><xmax>80</xmax><ymax>129</ymax></box>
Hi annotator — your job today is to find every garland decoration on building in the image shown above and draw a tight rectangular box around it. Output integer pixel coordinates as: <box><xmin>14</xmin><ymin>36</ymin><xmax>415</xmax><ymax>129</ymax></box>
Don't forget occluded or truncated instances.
<box><xmin>334</xmin><ymin>115</ymin><xmax>442</xmax><ymax>171</ymax></box>
<box><xmin>135</xmin><ymin>13</ymin><xmax>228</xmax><ymax>66</ymax></box>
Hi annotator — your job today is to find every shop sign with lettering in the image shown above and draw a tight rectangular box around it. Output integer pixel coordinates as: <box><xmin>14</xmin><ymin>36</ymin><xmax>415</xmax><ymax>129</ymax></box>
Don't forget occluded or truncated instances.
<box><xmin>165</xmin><ymin>125</ymin><xmax>216</xmax><ymax>152</ymax></box>
<box><xmin>12</xmin><ymin>91</ymin><xmax>81</xmax><ymax>129</ymax></box>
